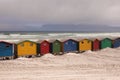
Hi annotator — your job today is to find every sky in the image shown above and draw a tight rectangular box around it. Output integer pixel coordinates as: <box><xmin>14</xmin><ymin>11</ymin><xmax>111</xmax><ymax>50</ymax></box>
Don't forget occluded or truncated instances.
<box><xmin>0</xmin><ymin>0</ymin><xmax>120</xmax><ymax>31</ymax></box>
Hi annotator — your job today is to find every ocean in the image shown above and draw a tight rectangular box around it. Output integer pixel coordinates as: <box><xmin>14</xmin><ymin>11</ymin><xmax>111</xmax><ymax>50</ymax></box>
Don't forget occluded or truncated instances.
<box><xmin>0</xmin><ymin>31</ymin><xmax>120</xmax><ymax>43</ymax></box>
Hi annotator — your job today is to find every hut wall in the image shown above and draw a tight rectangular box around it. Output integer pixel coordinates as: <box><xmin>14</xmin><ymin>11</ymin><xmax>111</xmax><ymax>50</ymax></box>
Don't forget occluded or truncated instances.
<box><xmin>63</xmin><ymin>40</ymin><xmax>78</xmax><ymax>52</ymax></box>
<box><xmin>101</xmin><ymin>38</ymin><xmax>112</xmax><ymax>49</ymax></box>
<box><xmin>52</xmin><ymin>41</ymin><xmax>61</xmax><ymax>53</ymax></box>
<box><xmin>17</xmin><ymin>42</ymin><xmax>37</xmax><ymax>56</ymax></box>
<box><xmin>113</xmin><ymin>39</ymin><xmax>120</xmax><ymax>48</ymax></box>
<box><xmin>79</xmin><ymin>39</ymin><xmax>92</xmax><ymax>51</ymax></box>
<box><xmin>40</xmin><ymin>41</ymin><xmax>50</xmax><ymax>55</ymax></box>
<box><xmin>93</xmin><ymin>40</ymin><xmax>100</xmax><ymax>51</ymax></box>
<box><xmin>0</xmin><ymin>42</ymin><xmax>13</xmax><ymax>57</ymax></box>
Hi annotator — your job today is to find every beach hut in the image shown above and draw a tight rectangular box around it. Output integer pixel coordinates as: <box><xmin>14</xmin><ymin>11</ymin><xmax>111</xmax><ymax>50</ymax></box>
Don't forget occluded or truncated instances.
<box><xmin>100</xmin><ymin>38</ymin><xmax>112</xmax><ymax>49</ymax></box>
<box><xmin>0</xmin><ymin>41</ymin><xmax>14</xmax><ymax>59</ymax></box>
<box><xmin>52</xmin><ymin>40</ymin><xmax>62</xmax><ymax>55</ymax></box>
<box><xmin>17</xmin><ymin>40</ymin><xmax>37</xmax><ymax>57</ymax></box>
<box><xmin>62</xmin><ymin>39</ymin><xmax>78</xmax><ymax>53</ymax></box>
<box><xmin>40</xmin><ymin>40</ymin><xmax>50</xmax><ymax>55</ymax></box>
<box><xmin>113</xmin><ymin>38</ymin><xmax>120</xmax><ymax>48</ymax></box>
<box><xmin>93</xmin><ymin>39</ymin><xmax>100</xmax><ymax>51</ymax></box>
<box><xmin>79</xmin><ymin>39</ymin><xmax>92</xmax><ymax>52</ymax></box>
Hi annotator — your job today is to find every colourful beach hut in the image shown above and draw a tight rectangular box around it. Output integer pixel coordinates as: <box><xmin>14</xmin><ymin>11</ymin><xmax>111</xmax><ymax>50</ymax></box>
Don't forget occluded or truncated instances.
<box><xmin>40</xmin><ymin>40</ymin><xmax>50</xmax><ymax>55</ymax></box>
<box><xmin>17</xmin><ymin>40</ymin><xmax>37</xmax><ymax>57</ymax></box>
<box><xmin>62</xmin><ymin>39</ymin><xmax>78</xmax><ymax>53</ymax></box>
<box><xmin>79</xmin><ymin>39</ymin><xmax>92</xmax><ymax>52</ymax></box>
<box><xmin>100</xmin><ymin>38</ymin><xmax>112</xmax><ymax>49</ymax></box>
<box><xmin>113</xmin><ymin>38</ymin><xmax>120</xmax><ymax>48</ymax></box>
<box><xmin>0</xmin><ymin>41</ymin><xmax>14</xmax><ymax>59</ymax></box>
<box><xmin>93</xmin><ymin>39</ymin><xmax>100</xmax><ymax>51</ymax></box>
<box><xmin>52</xmin><ymin>40</ymin><xmax>62</xmax><ymax>55</ymax></box>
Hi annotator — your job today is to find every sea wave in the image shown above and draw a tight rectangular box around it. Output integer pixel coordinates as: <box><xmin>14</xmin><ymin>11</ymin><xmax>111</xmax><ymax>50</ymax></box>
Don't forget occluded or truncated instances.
<box><xmin>0</xmin><ymin>32</ymin><xmax>119</xmax><ymax>42</ymax></box>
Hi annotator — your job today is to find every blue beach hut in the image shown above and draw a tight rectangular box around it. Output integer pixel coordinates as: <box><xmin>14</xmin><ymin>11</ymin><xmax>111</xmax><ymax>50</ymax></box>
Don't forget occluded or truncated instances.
<box><xmin>0</xmin><ymin>41</ymin><xmax>14</xmax><ymax>59</ymax></box>
<box><xmin>113</xmin><ymin>38</ymin><xmax>120</xmax><ymax>48</ymax></box>
<box><xmin>62</xmin><ymin>39</ymin><xmax>78</xmax><ymax>53</ymax></box>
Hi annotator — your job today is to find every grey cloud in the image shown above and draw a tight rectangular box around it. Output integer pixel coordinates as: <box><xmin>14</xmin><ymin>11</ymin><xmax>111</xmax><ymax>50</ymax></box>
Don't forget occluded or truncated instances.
<box><xmin>0</xmin><ymin>0</ymin><xmax>120</xmax><ymax>30</ymax></box>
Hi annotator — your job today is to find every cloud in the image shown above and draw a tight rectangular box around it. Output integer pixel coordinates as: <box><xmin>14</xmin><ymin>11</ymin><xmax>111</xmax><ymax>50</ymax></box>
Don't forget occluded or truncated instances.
<box><xmin>0</xmin><ymin>0</ymin><xmax>120</xmax><ymax>30</ymax></box>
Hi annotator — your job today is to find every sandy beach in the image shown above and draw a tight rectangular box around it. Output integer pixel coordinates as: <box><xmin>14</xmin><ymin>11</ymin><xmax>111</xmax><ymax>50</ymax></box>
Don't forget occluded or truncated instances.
<box><xmin>0</xmin><ymin>48</ymin><xmax>120</xmax><ymax>80</ymax></box>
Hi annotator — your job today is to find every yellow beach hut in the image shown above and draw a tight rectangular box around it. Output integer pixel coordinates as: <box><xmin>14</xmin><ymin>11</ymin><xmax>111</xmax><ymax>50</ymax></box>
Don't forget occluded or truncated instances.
<box><xmin>79</xmin><ymin>39</ymin><xmax>92</xmax><ymax>52</ymax></box>
<box><xmin>17</xmin><ymin>40</ymin><xmax>37</xmax><ymax>57</ymax></box>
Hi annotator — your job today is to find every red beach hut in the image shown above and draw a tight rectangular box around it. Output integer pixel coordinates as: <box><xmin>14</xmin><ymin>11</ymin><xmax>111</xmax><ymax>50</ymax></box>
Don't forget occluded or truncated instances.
<box><xmin>40</xmin><ymin>40</ymin><xmax>50</xmax><ymax>55</ymax></box>
<box><xmin>93</xmin><ymin>39</ymin><xmax>100</xmax><ymax>51</ymax></box>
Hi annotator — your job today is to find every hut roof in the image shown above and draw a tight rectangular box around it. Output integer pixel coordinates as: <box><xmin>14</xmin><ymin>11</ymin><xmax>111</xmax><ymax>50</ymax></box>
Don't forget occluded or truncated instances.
<box><xmin>61</xmin><ymin>39</ymin><xmax>78</xmax><ymax>43</ymax></box>
<box><xmin>114</xmin><ymin>37</ymin><xmax>120</xmax><ymax>40</ymax></box>
<box><xmin>0</xmin><ymin>41</ymin><xmax>13</xmax><ymax>44</ymax></box>
<box><xmin>41</xmin><ymin>40</ymin><xmax>50</xmax><ymax>43</ymax></box>
<box><xmin>52</xmin><ymin>40</ymin><xmax>61</xmax><ymax>43</ymax></box>
<box><xmin>88</xmin><ymin>38</ymin><xmax>100</xmax><ymax>41</ymax></box>
<box><xmin>37</xmin><ymin>40</ymin><xmax>50</xmax><ymax>43</ymax></box>
<box><xmin>17</xmin><ymin>40</ymin><xmax>37</xmax><ymax>45</ymax></box>
<box><xmin>101</xmin><ymin>38</ymin><xmax>113</xmax><ymax>41</ymax></box>
<box><xmin>79</xmin><ymin>38</ymin><xmax>93</xmax><ymax>42</ymax></box>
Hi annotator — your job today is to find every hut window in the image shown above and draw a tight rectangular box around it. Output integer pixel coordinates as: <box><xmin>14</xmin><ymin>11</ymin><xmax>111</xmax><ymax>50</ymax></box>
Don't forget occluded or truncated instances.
<box><xmin>30</xmin><ymin>43</ymin><xmax>33</xmax><ymax>46</ymax></box>
<box><xmin>66</xmin><ymin>42</ymin><xmax>68</xmax><ymax>45</ymax></box>
<box><xmin>72</xmin><ymin>42</ymin><xmax>75</xmax><ymax>44</ymax></box>
<box><xmin>82</xmin><ymin>42</ymin><xmax>84</xmax><ymax>44</ymax></box>
<box><xmin>55</xmin><ymin>43</ymin><xmax>58</xmax><ymax>45</ymax></box>
<box><xmin>6</xmin><ymin>44</ymin><xmax>10</xmax><ymax>47</ymax></box>
<box><xmin>88</xmin><ymin>41</ymin><xmax>90</xmax><ymax>43</ymax></box>
<box><xmin>43</xmin><ymin>43</ymin><xmax>47</xmax><ymax>46</ymax></box>
<box><xmin>21</xmin><ymin>44</ymin><xmax>24</xmax><ymax>47</ymax></box>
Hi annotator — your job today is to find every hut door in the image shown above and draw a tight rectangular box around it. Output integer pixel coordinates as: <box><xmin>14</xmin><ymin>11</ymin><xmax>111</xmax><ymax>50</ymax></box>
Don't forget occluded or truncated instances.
<box><xmin>41</xmin><ymin>43</ymin><xmax>49</xmax><ymax>54</ymax></box>
<box><xmin>0</xmin><ymin>43</ymin><xmax>4</xmax><ymax>51</ymax></box>
<box><xmin>0</xmin><ymin>43</ymin><xmax>12</xmax><ymax>57</ymax></box>
<box><xmin>55</xmin><ymin>43</ymin><xmax>61</xmax><ymax>52</ymax></box>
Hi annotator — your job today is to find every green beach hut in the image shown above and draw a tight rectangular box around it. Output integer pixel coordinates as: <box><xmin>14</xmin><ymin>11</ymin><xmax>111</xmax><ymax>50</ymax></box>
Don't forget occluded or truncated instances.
<box><xmin>52</xmin><ymin>40</ymin><xmax>62</xmax><ymax>55</ymax></box>
<box><xmin>100</xmin><ymin>38</ymin><xmax>112</xmax><ymax>49</ymax></box>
